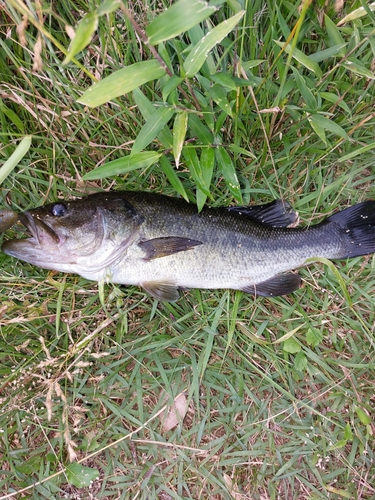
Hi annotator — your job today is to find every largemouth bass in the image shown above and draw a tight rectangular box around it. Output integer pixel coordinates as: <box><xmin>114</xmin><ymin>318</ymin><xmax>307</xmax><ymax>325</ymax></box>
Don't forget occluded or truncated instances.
<box><xmin>2</xmin><ymin>191</ymin><xmax>375</xmax><ymax>301</ymax></box>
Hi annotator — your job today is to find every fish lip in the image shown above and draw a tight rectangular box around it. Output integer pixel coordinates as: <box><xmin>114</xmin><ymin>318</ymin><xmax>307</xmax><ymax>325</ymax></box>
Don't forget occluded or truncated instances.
<box><xmin>18</xmin><ymin>212</ymin><xmax>60</xmax><ymax>245</ymax></box>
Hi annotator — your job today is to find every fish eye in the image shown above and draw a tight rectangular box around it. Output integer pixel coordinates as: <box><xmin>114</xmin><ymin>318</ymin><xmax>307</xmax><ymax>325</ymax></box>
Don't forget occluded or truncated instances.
<box><xmin>50</xmin><ymin>202</ymin><xmax>67</xmax><ymax>217</ymax></box>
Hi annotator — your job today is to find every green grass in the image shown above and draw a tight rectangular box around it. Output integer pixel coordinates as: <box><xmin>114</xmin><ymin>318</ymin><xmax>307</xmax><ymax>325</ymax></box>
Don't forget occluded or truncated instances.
<box><xmin>1</xmin><ymin>0</ymin><xmax>375</xmax><ymax>498</ymax></box>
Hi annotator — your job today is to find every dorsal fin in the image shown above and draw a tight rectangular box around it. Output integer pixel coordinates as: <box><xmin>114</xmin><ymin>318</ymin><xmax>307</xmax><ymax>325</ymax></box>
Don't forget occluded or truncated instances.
<box><xmin>227</xmin><ymin>200</ymin><xmax>299</xmax><ymax>228</ymax></box>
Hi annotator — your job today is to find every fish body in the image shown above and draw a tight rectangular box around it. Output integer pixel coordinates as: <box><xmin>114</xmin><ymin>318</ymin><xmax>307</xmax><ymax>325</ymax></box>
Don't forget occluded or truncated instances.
<box><xmin>2</xmin><ymin>191</ymin><xmax>375</xmax><ymax>301</ymax></box>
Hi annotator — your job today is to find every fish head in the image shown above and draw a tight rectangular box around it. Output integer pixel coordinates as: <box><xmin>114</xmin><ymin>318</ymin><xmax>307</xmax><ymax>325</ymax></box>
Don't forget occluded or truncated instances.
<box><xmin>2</xmin><ymin>192</ymin><xmax>144</xmax><ymax>275</ymax></box>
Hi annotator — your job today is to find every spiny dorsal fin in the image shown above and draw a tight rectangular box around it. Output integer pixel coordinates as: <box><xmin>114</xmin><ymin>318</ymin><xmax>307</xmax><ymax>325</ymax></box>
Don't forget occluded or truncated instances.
<box><xmin>242</xmin><ymin>273</ymin><xmax>302</xmax><ymax>297</ymax></box>
<box><xmin>227</xmin><ymin>200</ymin><xmax>299</xmax><ymax>228</ymax></box>
<box><xmin>139</xmin><ymin>236</ymin><xmax>202</xmax><ymax>260</ymax></box>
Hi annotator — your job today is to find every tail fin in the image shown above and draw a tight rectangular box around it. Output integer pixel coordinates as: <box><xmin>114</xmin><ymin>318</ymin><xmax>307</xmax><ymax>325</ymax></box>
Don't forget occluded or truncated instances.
<box><xmin>327</xmin><ymin>201</ymin><xmax>375</xmax><ymax>258</ymax></box>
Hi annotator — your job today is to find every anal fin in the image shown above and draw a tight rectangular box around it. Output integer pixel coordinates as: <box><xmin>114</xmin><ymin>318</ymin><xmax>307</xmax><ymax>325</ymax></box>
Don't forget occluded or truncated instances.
<box><xmin>142</xmin><ymin>280</ymin><xmax>180</xmax><ymax>302</ymax></box>
<box><xmin>139</xmin><ymin>236</ymin><xmax>202</xmax><ymax>260</ymax></box>
<box><xmin>242</xmin><ymin>273</ymin><xmax>302</xmax><ymax>297</ymax></box>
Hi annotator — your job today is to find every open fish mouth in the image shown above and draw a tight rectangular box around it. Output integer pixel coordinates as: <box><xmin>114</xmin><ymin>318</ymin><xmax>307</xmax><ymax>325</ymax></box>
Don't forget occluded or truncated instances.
<box><xmin>1</xmin><ymin>211</ymin><xmax>63</xmax><ymax>264</ymax></box>
<box><xmin>17</xmin><ymin>212</ymin><xmax>61</xmax><ymax>246</ymax></box>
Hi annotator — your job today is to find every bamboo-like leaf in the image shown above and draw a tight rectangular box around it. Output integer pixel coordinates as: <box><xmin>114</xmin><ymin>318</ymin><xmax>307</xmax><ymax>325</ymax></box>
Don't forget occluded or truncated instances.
<box><xmin>274</xmin><ymin>40</ymin><xmax>322</xmax><ymax>77</ymax></box>
<box><xmin>324</xmin><ymin>15</ymin><xmax>346</xmax><ymax>56</ymax></box>
<box><xmin>97</xmin><ymin>0</ymin><xmax>120</xmax><ymax>16</ymax></box>
<box><xmin>336</xmin><ymin>142</ymin><xmax>375</xmax><ymax>162</ymax></box>
<box><xmin>308</xmin><ymin>115</ymin><xmax>327</xmax><ymax>145</ymax></box>
<box><xmin>83</xmin><ymin>152</ymin><xmax>162</xmax><ymax>180</ymax></box>
<box><xmin>188</xmin><ymin>114</ymin><xmax>213</xmax><ymax>145</ymax></box>
<box><xmin>319</xmin><ymin>92</ymin><xmax>350</xmax><ymax>114</ymax></box>
<box><xmin>214</xmin><ymin>146</ymin><xmax>242</xmax><ymax>202</ymax></box>
<box><xmin>337</xmin><ymin>2</ymin><xmax>375</xmax><ymax>26</ymax></box>
<box><xmin>291</xmin><ymin>67</ymin><xmax>317</xmax><ymax>110</ymax></box>
<box><xmin>0</xmin><ymin>135</ymin><xmax>32</xmax><ymax>185</ymax></box>
<box><xmin>77</xmin><ymin>61</ymin><xmax>166</xmax><ymax>107</ymax></box>
<box><xmin>196</xmin><ymin>147</ymin><xmax>215</xmax><ymax>211</ymax></box>
<box><xmin>309</xmin><ymin>44</ymin><xmax>347</xmax><ymax>63</ymax></box>
<box><xmin>131</xmin><ymin>106</ymin><xmax>174</xmax><ymax>155</ymax></box>
<box><xmin>207</xmin><ymin>84</ymin><xmax>233</xmax><ymax>116</ymax></box>
<box><xmin>132</xmin><ymin>89</ymin><xmax>173</xmax><ymax>148</ymax></box>
<box><xmin>162</xmin><ymin>75</ymin><xmax>184</xmax><ymax>102</ymax></box>
<box><xmin>159</xmin><ymin>155</ymin><xmax>189</xmax><ymax>201</ymax></box>
<box><xmin>146</xmin><ymin>0</ymin><xmax>216</xmax><ymax>46</ymax></box>
<box><xmin>172</xmin><ymin>111</ymin><xmax>188</xmax><ymax>168</ymax></box>
<box><xmin>308</xmin><ymin>114</ymin><xmax>349</xmax><ymax>141</ymax></box>
<box><xmin>344</xmin><ymin>59</ymin><xmax>375</xmax><ymax>80</ymax></box>
<box><xmin>63</xmin><ymin>12</ymin><xmax>98</xmax><ymax>65</ymax></box>
<box><xmin>183</xmin><ymin>148</ymin><xmax>211</xmax><ymax>198</ymax></box>
<box><xmin>183</xmin><ymin>10</ymin><xmax>245</xmax><ymax>77</ymax></box>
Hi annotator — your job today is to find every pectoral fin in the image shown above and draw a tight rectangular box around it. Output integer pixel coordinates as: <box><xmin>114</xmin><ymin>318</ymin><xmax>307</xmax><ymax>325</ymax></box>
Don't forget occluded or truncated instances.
<box><xmin>142</xmin><ymin>280</ymin><xmax>180</xmax><ymax>302</ymax></box>
<box><xmin>242</xmin><ymin>273</ymin><xmax>302</xmax><ymax>297</ymax></box>
<box><xmin>139</xmin><ymin>236</ymin><xmax>202</xmax><ymax>260</ymax></box>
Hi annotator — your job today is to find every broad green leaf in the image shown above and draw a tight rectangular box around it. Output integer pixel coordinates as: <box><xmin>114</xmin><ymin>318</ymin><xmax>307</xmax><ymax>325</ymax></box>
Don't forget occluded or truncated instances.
<box><xmin>215</xmin><ymin>146</ymin><xmax>242</xmax><ymax>202</ymax></box>
<box><xmin>324</xmin><ymin>15</ymin><xmax>346</xmax><ymax>55</ymax></box>
<box><xmin>159</xmin><ymin>155</ymin><xmax>189</xmax><ymax>201</ymax></box>
<box><xmin>66</xmin><ymin>463</ymin><xmax>99</xmax><ymax>488</ymax></box>
<box><xmin>173</xmin><ymin>111</ymin><xmax>188</xmax><ymax>168</ymax></box>
<box><xmin>274</xmin><ymin>40</ymin><xmax>322</xmax><ymax>78</ymax></box>
<box><xmin>83</xmin><ymin>152</ymin><xmax>162</xmax><ymax>180</ymax></box>
<box><xmin>63</xmin><ymin>12</ymin><xmax>98</xmax><ymax>65</ymax></box>
<box><xmin>146</xmin><ymin>0</ymin><xmax>216</xmax><ymax>45</ymax></box>
<box><xmin>132</xmin><ymin>89</ymin><xmax>173</xmax><ymax>148</ymax></box>
<box><xmin>183</xmin><ymin>148</ymin><xmax>211</xmax><ymax>198</ymax></box>
<box><xmin>344</xmin><ymin>423</ymin><xmax>353</xmax><ymax>441</ymax></box>
<box><xmin>131</xmin><ymin>106</ymin><xmax>174</xmax><ymax>154</ymax></box>
<box><xmin>207</xmin><ymin>84</ymin><xmax>233</xmax><ymax>117</ymax></box>
<box><xmin>283</xmin><ymin>338</ymin><xmax>301</xmax><ymax>354</ymax></box>
<box><xmin>294</xmin><ymin>351</ymin><xmax>307</xmax><ymax>371</ymax></box>
<box><xmin>0</xmin><ymin>135</ymin><xmax>32</xmax><ymax>185</ymax></box>
<box><xmin>344</xmin><ymin>59</ymin><xmax>375</xmax><ymax>80</ymax></box>
<box><xmin>183</xmin><ymin>10</ymin><xmax>245</xmax><ymax>77</ymax></box>
<box><xmin>337</xmin><ymin>2</ymin><xmax>375</xmax><ymax>26</ymax></box>
<box><xmin>308</xmin><ymin>114</ymin><xmax>349</xmax><ymax>141</ymax></box>
<box><xmin>291</xmin><ymin>67</ymin><xmax>317</xmax><ymax>110</ymax></box>
<box><xmin>306</xmin><ymin>327</ymin><xmax>323</xmax><ymax>347</ymax></box>
<box><xmin>77</xmin><ymin>61</ymin><xmax>166</xmax><ymax>107</ymax></box>
<box><xmin>355</xmin><ymin>407</ymin><xmax>371</xmax><ymax>425</ymax></box>
<box><xmin>97</xmin><ymin>0</ymin><xmax>120</xmax><ymax>16</ymax></box>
